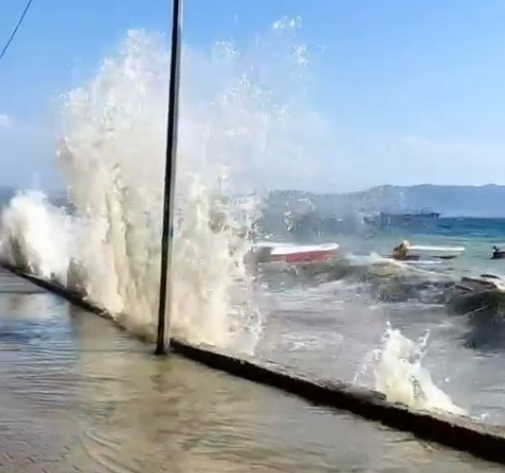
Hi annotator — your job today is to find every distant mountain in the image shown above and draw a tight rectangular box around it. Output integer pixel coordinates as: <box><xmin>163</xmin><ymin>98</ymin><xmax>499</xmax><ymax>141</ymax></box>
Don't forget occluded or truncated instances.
<box><xmin>265</xmin><ymin>185</ymin><xmax>505</xmax><ymax>219</ymax></box>
<box><xmin>1</xmin><ymin>184</ymin><xmax>504</xmax><ymax>221</ymax></box>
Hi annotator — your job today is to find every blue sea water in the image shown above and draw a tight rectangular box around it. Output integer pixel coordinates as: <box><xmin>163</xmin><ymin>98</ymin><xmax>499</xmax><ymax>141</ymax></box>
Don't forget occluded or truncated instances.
<box><xmin>318</xmin><ymin>217</ymin><xmax>505</xmax><ymax>279</ymax></box>
<box><xmin>437</xmin><ymin>217</ymin><xmax>505</xmax><ymax>240</ymax></box>
<box><xmin>255</xmin><ymin>215</ymin><xmax>505</xmax><ymax>426</ymax></box>
<box><xmin>376</xmin><ymin>217</ymin><xmax>505</xmax><ymax>276</ymax></box>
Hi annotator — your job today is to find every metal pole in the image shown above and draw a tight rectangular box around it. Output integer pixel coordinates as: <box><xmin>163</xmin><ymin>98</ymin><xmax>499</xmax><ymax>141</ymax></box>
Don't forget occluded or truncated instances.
<box><xmin>155</xmin><ymin>0</ymin><xmax>183</xmax><ymax>355</ymax></box>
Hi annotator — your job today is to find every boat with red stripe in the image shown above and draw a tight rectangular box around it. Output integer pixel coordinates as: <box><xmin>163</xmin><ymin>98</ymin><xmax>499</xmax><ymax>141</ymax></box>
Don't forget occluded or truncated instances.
<box><xmin>248</xmin><ymin>241</ymin><xmax>340</xmax><ymax>268</ymax></box>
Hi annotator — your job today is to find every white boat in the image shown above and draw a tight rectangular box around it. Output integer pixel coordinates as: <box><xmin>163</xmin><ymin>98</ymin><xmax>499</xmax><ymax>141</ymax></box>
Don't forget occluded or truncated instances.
<box><xmin>390</xmin><ymin>242</ymin><xmax>465</xmax><ymax>263</ymax></box>
<box><xmin>408</xmin><ymin>245</ymin><xmax>465</xmax><ymax>256</ymax></box>
<box><xmin>249</xmin><ymin>241</ymin><xmax>340</xmax><ymax>268</ymax></box>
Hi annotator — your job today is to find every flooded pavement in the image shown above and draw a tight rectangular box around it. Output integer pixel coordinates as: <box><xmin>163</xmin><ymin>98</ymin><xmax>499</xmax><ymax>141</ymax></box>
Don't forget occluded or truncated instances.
<box><xmin>0</xmin><ymin>269</ymin><xmax>502</xmax><ymax>472</ymax></box>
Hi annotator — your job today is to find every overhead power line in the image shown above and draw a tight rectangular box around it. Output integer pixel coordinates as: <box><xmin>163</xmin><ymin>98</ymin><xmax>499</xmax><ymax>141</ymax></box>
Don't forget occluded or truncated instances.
<box><xmin>0</xmin><ymin>0</ymin><xmax>35</xmax><ymax>64</ymax></box>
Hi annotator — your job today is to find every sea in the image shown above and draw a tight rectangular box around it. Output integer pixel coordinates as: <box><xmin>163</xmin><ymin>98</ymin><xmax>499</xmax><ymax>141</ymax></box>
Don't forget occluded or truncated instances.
<box><xmin>254</xmin><ymin>216</ymin><xmax>505</xmax><ymax>422</ymax></box>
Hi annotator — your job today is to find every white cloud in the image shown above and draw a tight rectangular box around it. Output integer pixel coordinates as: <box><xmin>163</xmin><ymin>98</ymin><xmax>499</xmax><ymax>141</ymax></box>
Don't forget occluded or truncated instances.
<box><xmin>0</xmin><ymin>114</ymin><xmax>13</xmax><ymax>130</ymax></box>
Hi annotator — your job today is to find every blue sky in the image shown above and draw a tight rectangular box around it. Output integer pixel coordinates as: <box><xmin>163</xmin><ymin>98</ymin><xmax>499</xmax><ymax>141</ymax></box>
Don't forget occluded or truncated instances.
<box><xmin>1</xmin><ymin>0</ymin><xmax>505</xmax><ymax>191</ymax></box>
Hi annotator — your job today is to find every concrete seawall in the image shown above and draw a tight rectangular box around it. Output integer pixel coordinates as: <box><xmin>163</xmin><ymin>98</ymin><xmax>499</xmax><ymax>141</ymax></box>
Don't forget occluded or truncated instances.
<box><xmin>4</xmin><ymin>263</ymin><xmax>505</xmax><ymax>465</ymax></box>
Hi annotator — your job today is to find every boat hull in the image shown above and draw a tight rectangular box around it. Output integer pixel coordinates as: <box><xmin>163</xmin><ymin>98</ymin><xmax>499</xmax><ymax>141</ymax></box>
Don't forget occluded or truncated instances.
<box><xmin>388</xmin><ymin>244</ymin><xmax>464</xmax><ymax>263</ymax></box>
<box><xmin>249</xmin><ymin>242</ymin><xmax>340</xmax><ymax>269</ymax></box>
<box><xmin>270</xmin><ymin>247</ymin><xmax>337</xmax><ymax>264</ymax></box>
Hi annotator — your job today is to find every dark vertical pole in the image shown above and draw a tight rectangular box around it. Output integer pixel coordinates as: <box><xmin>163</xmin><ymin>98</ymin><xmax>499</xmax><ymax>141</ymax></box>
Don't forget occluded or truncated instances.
<box><xmin>155</xmin><ymin>0</ymin><xmax>183</xmax><ymax>355</ymax></box>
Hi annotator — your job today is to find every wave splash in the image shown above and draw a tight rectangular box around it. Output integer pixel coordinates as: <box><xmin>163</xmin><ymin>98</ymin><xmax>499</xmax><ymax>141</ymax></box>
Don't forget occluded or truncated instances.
<box><xmin>0</xmin><ymin>18</ymin><xmax>329</xmax><ymax>353</ymax></box>
<box><xmin>355</xmin><ymin>324</ymin><xmax>466</xmax><ymax>416</ymax></box>
<box><xmin>0</xmin><ymin>20</ymin><xmax>465</xmax><ymax>418</ymax></box>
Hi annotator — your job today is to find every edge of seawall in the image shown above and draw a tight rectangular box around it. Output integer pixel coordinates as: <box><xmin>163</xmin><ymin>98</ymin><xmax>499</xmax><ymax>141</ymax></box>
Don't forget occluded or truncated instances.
<box><xmin>3</xmin><ymin>263</ymin><xmax>505</xmax><ymax>465</ymax></box>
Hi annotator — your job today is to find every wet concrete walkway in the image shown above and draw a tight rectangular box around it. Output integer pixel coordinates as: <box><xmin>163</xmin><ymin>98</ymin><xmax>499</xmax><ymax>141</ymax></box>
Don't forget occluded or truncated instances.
<box><xmin>0</xmin><ymin>268</ymin><xmax>503</xmax><ymax>472</ymax></box>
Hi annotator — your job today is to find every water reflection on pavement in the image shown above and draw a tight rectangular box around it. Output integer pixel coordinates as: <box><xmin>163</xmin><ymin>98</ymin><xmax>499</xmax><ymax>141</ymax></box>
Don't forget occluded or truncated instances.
<box><xmin>0</xmin><ymin>269</ymin><xmax>500</xmax><ymax>472</ymax></box>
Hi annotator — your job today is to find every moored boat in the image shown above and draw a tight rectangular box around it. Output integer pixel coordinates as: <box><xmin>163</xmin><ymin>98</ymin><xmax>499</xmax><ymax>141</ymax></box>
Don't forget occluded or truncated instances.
<box><xmin>247</xmin><ymin>241</ymin><xmax>340</xmax><ymax>269</ymax></box>
<box><xmin>270</xmin><ymin>243</ymin><xmax>339</xmax><ymax>263</ymax></box>
<box><xmin>390</xmin><ymin>241</ymin><xmax>465</xmax><ymax>263</ymax></box>
<box><xmin>492</xmin><ymin>245</ymin><xmax>505</xmax><ymax>260</ymax></box>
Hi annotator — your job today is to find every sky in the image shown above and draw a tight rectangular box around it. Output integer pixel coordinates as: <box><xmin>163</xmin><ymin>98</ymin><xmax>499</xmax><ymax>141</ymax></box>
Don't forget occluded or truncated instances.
<box><xmin>1</xmin><ymin>0</ymin><xmax>505</xmax><ymax>192</ymax></box>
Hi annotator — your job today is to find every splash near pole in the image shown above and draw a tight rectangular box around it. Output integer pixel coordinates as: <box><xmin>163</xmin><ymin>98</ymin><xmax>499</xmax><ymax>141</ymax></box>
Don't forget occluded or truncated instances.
<box><xmin>155</xmin><ymin>0</ymin><xmax>183</xmax><ymax>355</ymax></box>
